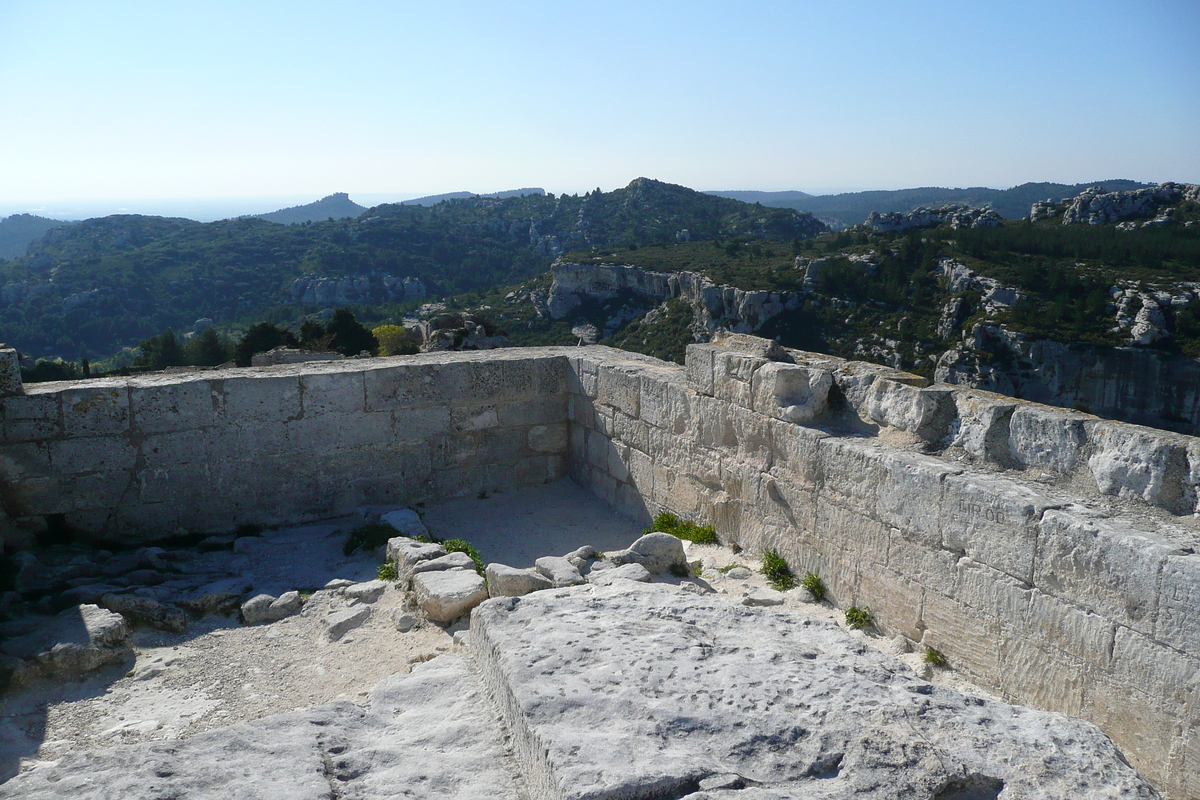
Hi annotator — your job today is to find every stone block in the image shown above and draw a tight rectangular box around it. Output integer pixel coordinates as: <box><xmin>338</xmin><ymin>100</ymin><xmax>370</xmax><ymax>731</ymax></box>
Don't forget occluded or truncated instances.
<box><xmin>953</xmin><ymin>559</ymin><xmax>1031</xmax><ymax>622</ymax></box>
<box><xmin>219</xmin><ymin>374</ymin><xmax>301</xmax><ymax>425</ymax></box>
<box><xmin>918</xmin><ymin>589</ymin><xmax>1003</xmax><ymax>685</ymax></box>
<box><xmin>816</xmin><ymin>437</ymin><xmax>886</xmax><ymax>516</ymax></box>
<box><xmin>487</xmin><ymin>563</ymin><xmax>553</xmax><ymax>597</ymax></box>
<box><xmin>997</xmin><ymin>635</ymin><xmax>1089</xmax><ymax>718</ymax></box>
<box><xmin>596</xmin><ymin>362</ymin><xmax>641</xmax><ymax>418</ymax></box>
<box><xmin>414</xmin><ymin>569</ymin><xmax>488</xmax><ymax>623</ymax></box>
<box><xmin>301</xmin><ymin>370</ymin><xmax>368</xmax><ymax>417</ymax></box>
<box><xmin>611</xmin><ymin>410</ymin><xmax>649</xmax><ymax>453</ymax></box>
<box><xmin>497</xmin><ymin>396</ymin><xmax>564</xmax><ymax>427</ymax></box>
<box><xmin>478</xmin><ymin>426</ymin><xmax>528</xmax><ymax>464</ymax></box>
<box><xmin>364</xmin><ymin>362</ymin><xmax>465</xmax><ymax>410</ymax></box>
<box><xmin>767</xmin><ymin>419</ymin><xmax>826</xmax><ymax>490</ymax></box>
<box><xmin>569</xmin><ymin>354</ymin><xmax>600</xmax><ymax>397</ymax></box>
<box><xmin>325</xmin><ymin>605</ymin><xmax>371</xmax><ymax>641</ymax></box>
<box><xmin>49</xmin><ymin>436</ymin><xmax>137</xmax><ymax>475</ymax></box>
<box><xmin>754</xmin><ymin>473</ymin><xmax>818</xmax><ymax>541</ymax></box>
<box><xmin>1025</xmin><ymin>590</ymin><xmax>1115</xmax><ymax>670</ymax></box>
<box><xmin>1034</xmin><ymin>508</ymin><xmax>1166</xmax><ymax>635</ymax></box>
<box><xmin>883</xmin><ymin>526</ymin><xmax>959</xmax><ymax>598</ymax></box>
<box><xmin>464</xmin><ymin>360</ymin><xmax>505</xmax><ymax>401</ymax></box>
<box><xmin>854</xmin><ymin>564</ymin><xmax>924</xmax><ymax>640</ymax></box>
<box><xmin>863</xmin><ymin>380</ymin><xmax>955</xmax><ymax>441</ymax></box>
<box><xmin>712</xmin><ymin>350</ymin><xmax>762</xmax><ymax>408</ymax></box>
<box><xmin>386</xmin><ymin>537</ymin><xmax>448</xmax><ymax>581</ymax></box>
<box><xmin>1</xmin><ymin>393</ymin><xmax>60</xmax><ymax>442</ymax></box>
<box><xmin>940</xmin><ymin>473</ymin><xmax>1051</xmax><ymax>583</ymax></box>
<box><xmin>948</xmin><ymin>389</ymin><xmax>1016</xmax><ymax>461</ymax></box>
<box><xmin>1157</xmin><ymin>553</ymin><xmax>1200</xmax><ymax>659</ymax></box>
<box><xmin>0</xmin><ymin>347</ymin><xmax>22</xmax><ymax>397</ymax></box>
<box><xmin>129</xmin><ymin>380</ymin><xmax>217</xmax><ymax>435</ymax></box>
<box><xmin>875</xmin><ymin>451</ymin><xmax>957</xmax><ymax>547</ymax></box>
<box><xmin>683</xmin><ymin>344</ymin><xmax>715</xmax><ymax>395</ymax></box>
<box><xmin>1087</xmin><ymin>422</ymin><xmax>1190</xmax><ymax>513</ymax></box>
<box><xmin>533</xmin><ymin>355</ymin><xmax>569</xmax><ymax>397</ymax></box>
<box><xmin>750</xmin><ymin>362</ymin><xmax>832</xmax><ymax>423</ymax></box>
<box><xmin>62</xmin><ymin>385</ymin><xmax>129</xmax><ymax>438</ymax></box>
<box><xmin>527</xmin><ymin>423</ymin><xmax>567</xmax><ymax>454</ymax></box>
<box><xmin>639</xmin><ymin>371</ymin><xmax>690</xmax><ymax>433</ymax></box>
<box><xmin>1007</xmin><ymin>405</ymin><xmax>1088</xmax><ymax>473</ymax></box>
<box><xmin>500</xmin><ymin>358</ymin><xmax>537</xmax><ymax>399</ymax></box>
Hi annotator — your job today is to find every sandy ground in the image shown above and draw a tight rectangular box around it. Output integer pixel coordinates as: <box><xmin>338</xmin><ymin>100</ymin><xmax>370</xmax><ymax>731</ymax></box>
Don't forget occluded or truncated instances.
<box><xmin>0</xmin><ymin>478</ymin><xmax>996</xmax><ymax>781</ymax></box>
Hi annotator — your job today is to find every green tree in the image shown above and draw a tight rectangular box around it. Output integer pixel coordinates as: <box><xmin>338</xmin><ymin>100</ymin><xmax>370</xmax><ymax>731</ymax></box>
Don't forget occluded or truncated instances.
<box><xmin>135</xmin><ymin>330</ymin><xmax>184</xmax><ymax>368</ymax></box>
<box><xmin>234</xmin><ymin>323</ymin><xmax>298</xmax><ymax>367</ymax></box>
<box><xmin>325</xmin><ymin>309</ymin><xmax>378</xmax><ymax>356</ymax></box>
<box><xmin>185</xmin><ymin>327</ymin><xmax>231</xmax><ymax>366</ymax></box>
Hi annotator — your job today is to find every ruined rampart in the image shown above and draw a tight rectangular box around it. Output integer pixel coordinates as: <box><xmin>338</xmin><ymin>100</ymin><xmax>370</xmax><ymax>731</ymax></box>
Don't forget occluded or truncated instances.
<box><xmin>0</xmin><ymin>341</ymin><xmax>1197</xmax><ymax>798</ymax></box>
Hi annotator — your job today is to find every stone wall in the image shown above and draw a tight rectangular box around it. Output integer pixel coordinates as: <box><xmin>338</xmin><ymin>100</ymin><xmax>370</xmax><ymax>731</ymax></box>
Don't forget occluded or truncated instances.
<box><xmin>566</xmin><ymin>337</ymin><xmax>1200</xmax><ymax>800</ymax></box>
<box><xmin>0</xmin><ymin>341</ymin><xmax>1197</xmax><ymax>797</ymax></box>
<box><xmin>0</xmin><ymin>349</ymin><xmax>568</xmax><ymax>543</ymax></box>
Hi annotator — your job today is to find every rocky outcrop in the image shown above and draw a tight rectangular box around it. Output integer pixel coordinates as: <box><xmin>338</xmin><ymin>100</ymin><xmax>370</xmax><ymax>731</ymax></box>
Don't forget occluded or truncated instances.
<box><xmin>1036</xmin><ymin>182</ymin><xmax>1200</xmax><ymax>226</ymax></box>
<box><xmin>288</xmin><ymin>273</ymin><xmax>425</xmax><ymax>306</ymax></box>
<box><xmin>865</xmin><ymin>204</ymin><xmax>1001</xmax><ymax>232</ymax></box>
<box><xmin>547</xmin><ymin>262</ymin><xmax>803</xmax><ymax>337</ymax></box>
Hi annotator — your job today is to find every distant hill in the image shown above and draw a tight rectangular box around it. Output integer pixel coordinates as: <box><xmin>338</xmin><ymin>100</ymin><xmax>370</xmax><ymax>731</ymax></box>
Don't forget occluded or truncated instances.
<box><xmin>0</xmin><ymin>178</ymin><xmax>824</xmax><ymax>359</ymax></box>
<box><xmin>707</xmin><ymin>190</ymin><xmax>814</xmax><ymax>204</ymax></box>
<box><xmin>402</xmin><ymin>188</ymin><xmax>546</xmax><ymax>206</ymax></box>
<box><xmin>257</xmin><ymin>193</ymin><xmax>367</xmax><ymax>225</ymax></box>
<box><xmin>0</xmin><ymin>214</ymin><xmax>72</xmax><ymax>259</ymax></box>
<box><xmin>709</xmin><ymin>180</ymin><xmax>1156</xmax><ymax>228</ymax></box>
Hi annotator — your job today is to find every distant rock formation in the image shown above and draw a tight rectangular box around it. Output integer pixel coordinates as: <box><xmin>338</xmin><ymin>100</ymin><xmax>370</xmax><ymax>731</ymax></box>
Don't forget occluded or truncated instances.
<box><xmin>257</xmin><ymin>192</ymin><xmax>367</xmax><ymax>225</ymax></box>
<box><xmin>865</xmin><ymin>204</ymin><xmax>1001</xmax><ymax>232</ymax></box>
<box><xmin>288</xmin><ymin>273</ymin><xmax>425</xmax><ymax>306</ymax></box>
<box><xmin>1031</xmin><ymin>182</ymin><xmax>1200</xmax><ymax>226</ymax></box>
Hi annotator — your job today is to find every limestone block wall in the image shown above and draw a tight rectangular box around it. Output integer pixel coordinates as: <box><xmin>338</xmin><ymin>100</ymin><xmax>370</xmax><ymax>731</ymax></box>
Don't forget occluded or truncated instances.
<box><xmin>0</xmin><ymin>340</ymin><xmax>1198</xmax><ymax>797</ymax></box>
<box><xmin>0</xmin><ymin>350</ymin><xmax>569</xmax><ymax>542</ymax></box>
<box><xmin>566</xmin><ymin>339</ymin><xmax>1200</xmax><ymax>800</ymax></box>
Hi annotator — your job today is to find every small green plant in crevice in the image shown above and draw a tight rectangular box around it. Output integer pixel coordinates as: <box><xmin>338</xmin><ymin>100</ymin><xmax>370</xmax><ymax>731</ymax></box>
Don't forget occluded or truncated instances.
<box><xmin>343</xmin><ymin>522</ymin><xmax>399</xmax><ymax>556</ymax></box>
<box><xmin>844</xmin><ymin>606</ymin><xmax>873</xmax><ymax>630</ymax></box>
<box><xmin>760</xmin><ymin>549</ymin><xmax>796</xmax><ymax>591</ymax></box>
<box><xmin>646</xmin><ymin>511</ymin><xmax>718</xmax><ymax>545</ymax></box>
<box><xmin>800</xmin><ymin>572</ymin><xmax>827</xmax><ymax>602</ymax></box>
<box><xmin>716</xmin><ymin>563</ymin><xmax>747</xmax><ymax>574</ymax></box>
<box><xmin>442</xmin><ymin>538</ymin><xmax>486</xmax><ymax>575</ymax></box>
<box><xmin>924</xmin><ymin>647</ymin><xmax>949</xmax><ymax>668</ymax></box>
<box><xmin>669</xmin><ymin>563</ymin><xmax>690</xmax><ymax>578</ymax></box>
<box><xmin>377</xmin><ymin>559</ymin><xmax>399</xmax><ymax>582</ymax></box>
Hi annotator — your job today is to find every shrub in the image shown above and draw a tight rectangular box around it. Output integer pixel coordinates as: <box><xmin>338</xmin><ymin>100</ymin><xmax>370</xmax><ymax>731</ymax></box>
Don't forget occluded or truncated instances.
<box><xmin>377</xmin><ymin>559</ymin><xmax>399</xmax><ymax>582</ymax></box>
<box><xmin>343</xmin><ymin>522</ymin><xmax>399</xmax><ymax>556</ymax></box>
<box><xmin>646</xmin><ymin>511</ymin><xmax>718</xmax><ymax>545</ymax></box>
<box><xmin>844</xmin><ymin>606</ymin><xmax>873</xmax><ymax>629</ymax></box>
<box><xmin>924</xmin><ymin>647</ymin><xmax>948</xmax><ymax>668</ymax></box>
<box><xmin>442</xmin><ymin>538</ymin><xmax>485</xmax><ymax>575</ymax></box>
<box><xmin>760</xmin><ymin>549</ymin><xmax>795</xmax><ymax>591</ymax></box>
<box><xmin>800</xmin><ymin>572</ymin><xmax>827</xmax><ymax>602</ymax></box>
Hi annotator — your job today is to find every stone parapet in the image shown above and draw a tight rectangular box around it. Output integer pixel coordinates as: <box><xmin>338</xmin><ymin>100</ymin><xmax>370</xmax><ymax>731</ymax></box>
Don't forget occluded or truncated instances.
<box><xmin>0</xmin><ymin>338</ymin><xmax>1197</xmax><ymax>796</ymax></box>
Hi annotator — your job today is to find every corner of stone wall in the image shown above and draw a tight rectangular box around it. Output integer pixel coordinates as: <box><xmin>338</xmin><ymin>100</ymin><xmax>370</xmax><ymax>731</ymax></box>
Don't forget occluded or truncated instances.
<box><xmin>0</xmin><ymin>347</ymin><xmax>23</xmax><ymax>398</ymax></box>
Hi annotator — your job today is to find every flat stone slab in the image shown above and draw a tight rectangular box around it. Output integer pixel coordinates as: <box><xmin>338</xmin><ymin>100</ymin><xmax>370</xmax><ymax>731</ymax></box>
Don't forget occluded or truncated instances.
<box><xmin>470</xmin><ymin>585</ymin><xmax>1156</xmax><ymax>800</ymax></box>
<box><xmin>0</xmin><ymin>655</ymin><xmax>520</xmax><ymax>800</ymax></box>
<box><xmin>413</xmin><ymin>569</ymin><xmax>487</xmax><ymax>623</ymax></box>
<box><xmin>324</xmin><ymin>605</ymin><xmax>372</xmax><ymax>642</ymax></box>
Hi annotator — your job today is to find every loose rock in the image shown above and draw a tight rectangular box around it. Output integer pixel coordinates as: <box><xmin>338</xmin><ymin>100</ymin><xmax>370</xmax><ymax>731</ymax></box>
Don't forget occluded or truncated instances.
<box><xmin>414</xmin><ymin>570</ymin><xmax>488</xmax><ymax>623</ymax></box>
<box><xmin>324</xmin><ymin>605</ymin><xmax>372</xmax><ymax>642</ymax></box>
<box><xmin>534</xmin><ymin>556</ymin><xmax>585</xmax><ymax>587</ymax></box>
<box><xmin>486</xmin><ymin>563</ymin><xmax>554</xmax><ymax>598</ymax></box>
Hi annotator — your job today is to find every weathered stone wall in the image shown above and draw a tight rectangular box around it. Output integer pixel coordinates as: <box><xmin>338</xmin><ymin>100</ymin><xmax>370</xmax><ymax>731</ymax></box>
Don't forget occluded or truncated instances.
<box><xmin>566</xmin><ymin>338</ymin><xmax>1200</xmax><ymax>800</ymax></box>
<box><xmin>0</xmin><ymin>340</ymin><xmax>1197</xmax><ymax>797</ymax></box>
<box><xmin>0</xmin><ymin>350</ymin><xmax>568</xmax><ymax>542</ymax></box>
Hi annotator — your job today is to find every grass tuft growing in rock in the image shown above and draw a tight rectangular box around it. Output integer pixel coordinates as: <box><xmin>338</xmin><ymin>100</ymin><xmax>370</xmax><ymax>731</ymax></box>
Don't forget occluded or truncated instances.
<box><xmin>844</xmin><ymin>606</ymin><xmax>873</xmax><ymax>629</ymax></box>
<box><xmin>377</xmin><ymin>559</ymin><xmax>399</xmax><ymax>582</ymax></box>
<box><xmin>647</xmin><ymin>511</ymin><xmax>718</xmax><ymax>545</ymax></box>
<box><xmin>924</xmin><ymin>647</ymin><xmax>949</xmax><ymax>668</ymax></box>
<box><xmin>343</xmin><ymin>523</ymin><xmax>399</xmax><ymax>556</ymax></box>
<box><xmin>442</xmin><ymin>538</ymin><xmax>486</xmax><ymax>575</ymax></box>
<box><xmin>760</xmin><ymin>549</ymin><xmax>796</xmax><ymax>591</ymax></box>
<box><xmin>800</xmin><ymin>572</ymin><xmax>827</xmax><ymax>602</ymax></box>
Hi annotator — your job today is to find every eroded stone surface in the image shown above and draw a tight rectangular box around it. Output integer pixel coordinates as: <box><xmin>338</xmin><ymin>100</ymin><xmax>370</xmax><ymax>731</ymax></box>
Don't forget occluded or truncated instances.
<box><xmin>470</xmin><ymin>586</ymin><xmax>1157</xmax><ymax>800</ymax></box>
<box><xmin>0</xmin><ymin>655</ymin><xmax>520</xmax><ymax>800</ymax></box>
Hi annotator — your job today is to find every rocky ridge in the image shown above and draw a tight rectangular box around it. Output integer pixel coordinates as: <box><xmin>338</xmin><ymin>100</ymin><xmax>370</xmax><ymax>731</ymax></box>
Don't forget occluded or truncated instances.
<box><xmin>1031</xmin><ymin>182</ymin><xmax>1200</xmax><ymax>227</ymax></box>
<box><xmin>865</xmin><ymin>204</ymin><xmax>1001</xmax><ymax>232</ymax></box>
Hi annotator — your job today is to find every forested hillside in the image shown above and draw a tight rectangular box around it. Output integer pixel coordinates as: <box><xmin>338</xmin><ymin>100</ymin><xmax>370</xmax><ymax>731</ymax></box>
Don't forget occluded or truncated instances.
<box><xmin>0</xmin><ymin>178</ymin><xmax>825</xmax><ymax>359</ymax></box>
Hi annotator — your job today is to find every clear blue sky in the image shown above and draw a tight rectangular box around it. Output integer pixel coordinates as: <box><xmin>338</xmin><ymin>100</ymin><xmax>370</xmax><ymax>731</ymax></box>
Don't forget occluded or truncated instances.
<box><xmin>1</xmin><ymin>0</ymin><xmax>1197</xmax><ymax>212</ymax></box>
